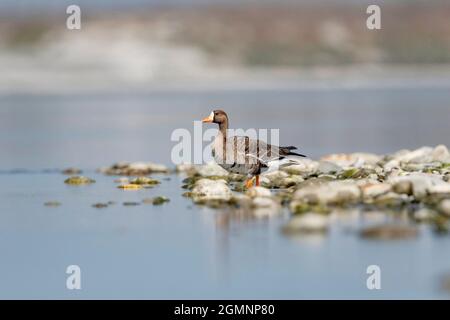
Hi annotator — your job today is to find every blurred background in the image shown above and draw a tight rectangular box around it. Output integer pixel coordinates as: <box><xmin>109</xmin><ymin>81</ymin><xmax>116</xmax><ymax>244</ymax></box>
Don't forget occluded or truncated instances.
<box><xmin>0</xmin><ymin>0</ymin><xmax>449</xmax><ymax>168</ymax></box>
<box><xmin>1</xmin><ymin>0</ymin><xmax>450</xmax><ymax>93</ymax></box>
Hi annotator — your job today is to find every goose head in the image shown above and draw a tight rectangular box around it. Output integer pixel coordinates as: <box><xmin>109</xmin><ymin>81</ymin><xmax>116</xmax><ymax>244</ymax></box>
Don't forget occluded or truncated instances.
<box><xmin>202</xmin><ymin>110</ymin><xmax>228</xmax><ymax>125</ymax></box>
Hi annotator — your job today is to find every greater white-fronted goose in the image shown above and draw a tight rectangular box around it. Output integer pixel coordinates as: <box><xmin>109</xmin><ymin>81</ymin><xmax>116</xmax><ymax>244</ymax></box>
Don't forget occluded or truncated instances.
<box><xmin>202</xmin><ymin>110</ymin><xmax>306</xmax><ymax>188</ymax></box>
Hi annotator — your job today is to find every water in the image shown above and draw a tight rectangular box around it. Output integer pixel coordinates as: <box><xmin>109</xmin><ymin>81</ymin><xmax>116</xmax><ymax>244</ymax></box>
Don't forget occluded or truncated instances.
<box><xmin>1</xmin><ymin>86</ymin><xmax>450</xmax><ymax>299</ymax></box>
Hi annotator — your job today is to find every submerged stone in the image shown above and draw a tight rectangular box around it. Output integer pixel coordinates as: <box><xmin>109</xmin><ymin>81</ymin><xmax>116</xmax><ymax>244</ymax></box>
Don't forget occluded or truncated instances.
<box><xmin>150</xmin><ymin>196</ymin><xmax>170</xmax><ymax>205</ymax></box>
<box><xmin>92</xmin><ymin>203</ymin><xmax>108</xmax><ymax>209</ymax></box>
<box><xmin>117</xmin><ymin>184</ymin><xmax>143</xmax><ymax>190</ymax></box>
<box><xmin>129</xmin><ymin>177</ymin><xmax>160</xmax><ymax>185</ymax></box>
<box><xmin>44</xmin><ymin>201</ymin><xmax>61</xmax><ymax>207</ymax></box>
<box><xmin>64</xmin><ymin>176</ymin><xmax>95</xmax><ymax>185</ymax></box>
<box><xmin>123</xmin><ymin>201</ymin><xmax>140</xmax><ymax>206</ymax></box>
<box><xmin>360</xmin><ymin>224</ymin><xmax>418</xmax><ymax>240</ymax></box>
<box><xmin>62</xmin><ymin>168</ymin><xmax>82</xmax><ymax>175</ymax></box>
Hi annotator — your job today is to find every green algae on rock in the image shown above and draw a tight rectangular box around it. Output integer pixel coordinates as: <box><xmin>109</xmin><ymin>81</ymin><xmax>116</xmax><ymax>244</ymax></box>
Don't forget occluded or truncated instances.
<box><xmin>142</xmin><ymin>196</ymin><xmax>170</xmax><ymax>205</ymax></box>
<box><xmin>129</xmin><ymin>177</ymin><xmax>160</xmax><ymax>186</ymax></box>
<box><xmin>64</xmin><ymin>176</ymin><xmax>95</xmax><ymax>185</ymax></box>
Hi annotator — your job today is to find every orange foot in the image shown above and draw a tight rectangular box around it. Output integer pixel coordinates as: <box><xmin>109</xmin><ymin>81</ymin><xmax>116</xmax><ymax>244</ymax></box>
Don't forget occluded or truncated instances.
<box><xmin>245</xmin><ymin>177</ymin><xmax>255</xmax><ymax>189</ymax></box>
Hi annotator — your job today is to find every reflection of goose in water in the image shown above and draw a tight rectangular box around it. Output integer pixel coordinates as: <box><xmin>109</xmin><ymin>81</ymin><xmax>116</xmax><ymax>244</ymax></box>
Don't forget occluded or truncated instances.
<box><xmin>201</xmin><ymin>109</ymin><xmax>306</xmax><ymax>188</ymax></box>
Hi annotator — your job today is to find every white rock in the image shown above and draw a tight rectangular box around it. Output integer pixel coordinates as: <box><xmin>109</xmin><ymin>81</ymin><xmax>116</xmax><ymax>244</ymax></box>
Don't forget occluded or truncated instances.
<box><xmin>282</xmin><ymin>159</ymin><xmax>319</xmax><ymax>176</ymax></box>
<box><xmin>320</xmin><ymin>153</ymin><xmax>380</xmax><ymax>168</ymax></box>
<box><xmin>128</xmin><ymin>162</ymin><xmax>149</xmax><ymax>171</ymax></box>
<box><xmin>261</xmin><ymin>170</ymin><xmax>289</xmax><ymax>187</ymax></box>
<box><xmin>389</xmin><ymin>173</ymin><xmax>450</xmax><ymax>199</ymax></box>
<box><xmin>191</xmin><ymin>178</ymin><xmax>232</xmax><ymax>202</ymax></box>
<box><xmin>432</xmin><ymin>145</ymin><xmax>450</xmax><ymax>162</ymax></box>
<box><xmin>176</xmin><ymin>163</ymin><xmax>197</xmax><ymax>173</ymax></box>
<box><xmin>384</xmin><ymin>160</ymin><xmax>400</xmax><ymax>172</ymax></box>
<box><xmin>146</xmin><ymin>162</ymin><xmax>169</xmax><ymax>173</ymax></box>
<box><xmin>317</xmin><ymin>161</ymin><xmax>343</xmax><ymax>174</ymax></box>
<box><xmin>197</xmin><ymin>161</ymin><xmax>229</xmax><ymax>177</ymax></box>
<box><xmin>292</xmin><ymin>180</ymin><xmax>361</xmax><ymax>205</ymax></box>
<box><xmin>393</xmin><ymin>146</ymin><xmax>433</xmax><ymax>164</ymax></box>
<box><xmin>360</xmin><ymin>182</ymin><xmax>391</xmax><ymax>199</ymax></box>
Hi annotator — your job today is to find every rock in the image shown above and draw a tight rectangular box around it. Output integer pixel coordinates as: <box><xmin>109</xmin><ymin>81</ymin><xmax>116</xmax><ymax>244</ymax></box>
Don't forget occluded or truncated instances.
<box><xmin>92</xmin><ymin>203</ymin><xmax>108</xmax><ymax>209</ymax></box>
<box><xmin>246</xmin><ymin>186</ymin><xmax>271</xmax><ymax>198</ymax></box>
<box><xmin>438</xmin><ymin>199</ymin><xmax>450</xmax><ymax>217</ymax></box>
<box><xmin>44</xmin><ymin>201</ymin><xmax>61</xmax><ymax>207</ymax></box>
<box><xmin>360</xmin><ymin>224</ymin><xmax>418</xmax><ymax>240</ymax></box>
<box><xmin>393</xmin><ymin>146</ymin><xmax>433</xmax><ymax>164</ymax></box>
<box><xmin>114</xmin><ymin>177</ymin><xmax>129</xmax><ymax>184</ymax></box>
<box><xmin>197</xmin><ymin>162</ymin><xmax>229</xmax><ymax>177</ymax></box>
<box><xmin>389</xmin><ymin>173</ymin><xmax>450</xmax><ymax>199</ymax></box>
<box><xmin>99</xmin><ymin>161</ymin><xmax>169</xmax><ymax>175</ymax></box>
<box><xmin>191</xmin><ymin>178</ymin><xmax>232</xmax><ymax>203</ymax></box>
<box><xmin>432</xmin><ymin>145</ymin><xmax>450</xmax><ymax>162</ymax></box>
<box><xmin>383</xmin><ymin>160</ymin><xmax>400</xmax><ymax>172</ymax></box>
<box><xmin>360</xmin><ymin>182</ymin><xmax>391</xmax><ymax>200</ymax></box>
<box><xmin>117</xmin><ymin>184</ymin><xmax>143</xmax><ymax>190</ymax></box>
<box><xmin>320</xmin><ymin>153</ymin><xmax>380</xmax><ymax>168</ymax></box>
<box><xmin>62</xmin><ymin>168</ymin><xmax>82</xmax><ymax>175</ymax></box>
<box><xmin>149</xmin><ymin>196</ymin><xmax>170</xmax><ymax>205</ymax></box>
<box><xmin>281</xmin><ymin>159</ymin><xmax>319</xmax><ymax>176</ymax></box>
<box><xmin>387</xmin><ymin>145</ymin><xmax>450</xmax><ymax>165</ymax></box>
<box><xmin>291</xmin><ymin>180</ymin><xmax>361</xmax><ymax>206</ymax></box>
<box><xmin>373</xmin><ymin>192</ymin><xmax>409</xmax><ymax>207</ymax></box>
<box><xmin>129</xmin><ymin>177</ymin><xmax>160</xmax><ymax>185</ymax></box>
<box><xmin>175</xmin><ymin>163</ymin><xmax>197</xmax><ymax>174</ymax></box>
<box><xmin>282</xmin><ymin>213</ymin><xmax>329</xmax><ymax>234</ymax></box>
<box><xmin>392</xmin><ymin>180</ymin><xmax>413</xmax><ymax>195</ymax></box>
<box><xmin>123</xmin><ymin>202</ymin><xmax>140</xmax><ymax>206</ymax></box>
<box><xmin>260</xmin><ymin>170</ymin><xmax>289</xmax><ymax>188</ymax></box>
<box><xmin>131</xmin><ymin>162</ymin><xmax>169</xmax><ymax>173</ymax></box>
<box><xmin>317</xmin><ymin>161</ymin><xmax>343</xmax><ymax>175</ymax></box>
<box><xmin>64</xmin><ymin>176</ymin><xmax>95</xmax><ymax>185</ymax></box>
<box><xmin>279</xmin><ymin>175</ymin><xmax>304</xmax><ymax>188</ymax></box>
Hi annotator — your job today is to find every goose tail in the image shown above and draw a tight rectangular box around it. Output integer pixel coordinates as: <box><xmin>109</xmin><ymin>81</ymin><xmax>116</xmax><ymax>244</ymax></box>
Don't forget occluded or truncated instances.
<box><xmin>280</xmin><ymin>146</ymin><xmax>306</xmax><ymax>157</ymax></box>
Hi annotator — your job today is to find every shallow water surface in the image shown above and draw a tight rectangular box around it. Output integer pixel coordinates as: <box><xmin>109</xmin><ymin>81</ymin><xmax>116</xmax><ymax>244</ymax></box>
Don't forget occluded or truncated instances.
<box><xmin>1</xmin><ymin>87</ymin><xmax>450</xmax><ymax>298</ymax></box>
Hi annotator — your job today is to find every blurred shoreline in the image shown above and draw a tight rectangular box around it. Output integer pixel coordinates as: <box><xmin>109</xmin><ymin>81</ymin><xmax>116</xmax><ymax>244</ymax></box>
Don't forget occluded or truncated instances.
<box><xmin>1</xmin><ymin>3</ymin><xmax>450</xmax><ymax>94</ymax></box>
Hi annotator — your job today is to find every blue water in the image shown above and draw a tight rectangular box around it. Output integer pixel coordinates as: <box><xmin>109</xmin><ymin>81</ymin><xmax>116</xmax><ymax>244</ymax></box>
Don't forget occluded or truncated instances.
<box><xmin>1</xmin><ymin>87</ymin><xmax>450</xmax><ymax>299</ymax></box>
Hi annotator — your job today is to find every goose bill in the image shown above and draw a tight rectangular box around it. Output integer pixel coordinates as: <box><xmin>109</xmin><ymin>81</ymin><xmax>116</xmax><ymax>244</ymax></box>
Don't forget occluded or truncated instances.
<box><xmin>202</xmin><ymin>112</ymin><xmax>214</xmax><ymax>123</ymax></box>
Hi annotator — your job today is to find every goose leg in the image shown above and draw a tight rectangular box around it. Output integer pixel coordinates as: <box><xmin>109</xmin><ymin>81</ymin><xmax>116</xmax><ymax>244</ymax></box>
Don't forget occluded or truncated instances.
<box><xmin>255</xmin><ymin>175</ymin><xmax>260</xmax><ymax>186</ymax></box>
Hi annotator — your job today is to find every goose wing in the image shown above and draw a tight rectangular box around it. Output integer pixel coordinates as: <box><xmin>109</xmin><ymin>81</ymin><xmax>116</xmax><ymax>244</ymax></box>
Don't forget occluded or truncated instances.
<box><xmin>225</xmin><ymin>136</ymin><xmax>296</xmax><ymax>165</ymax></box>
